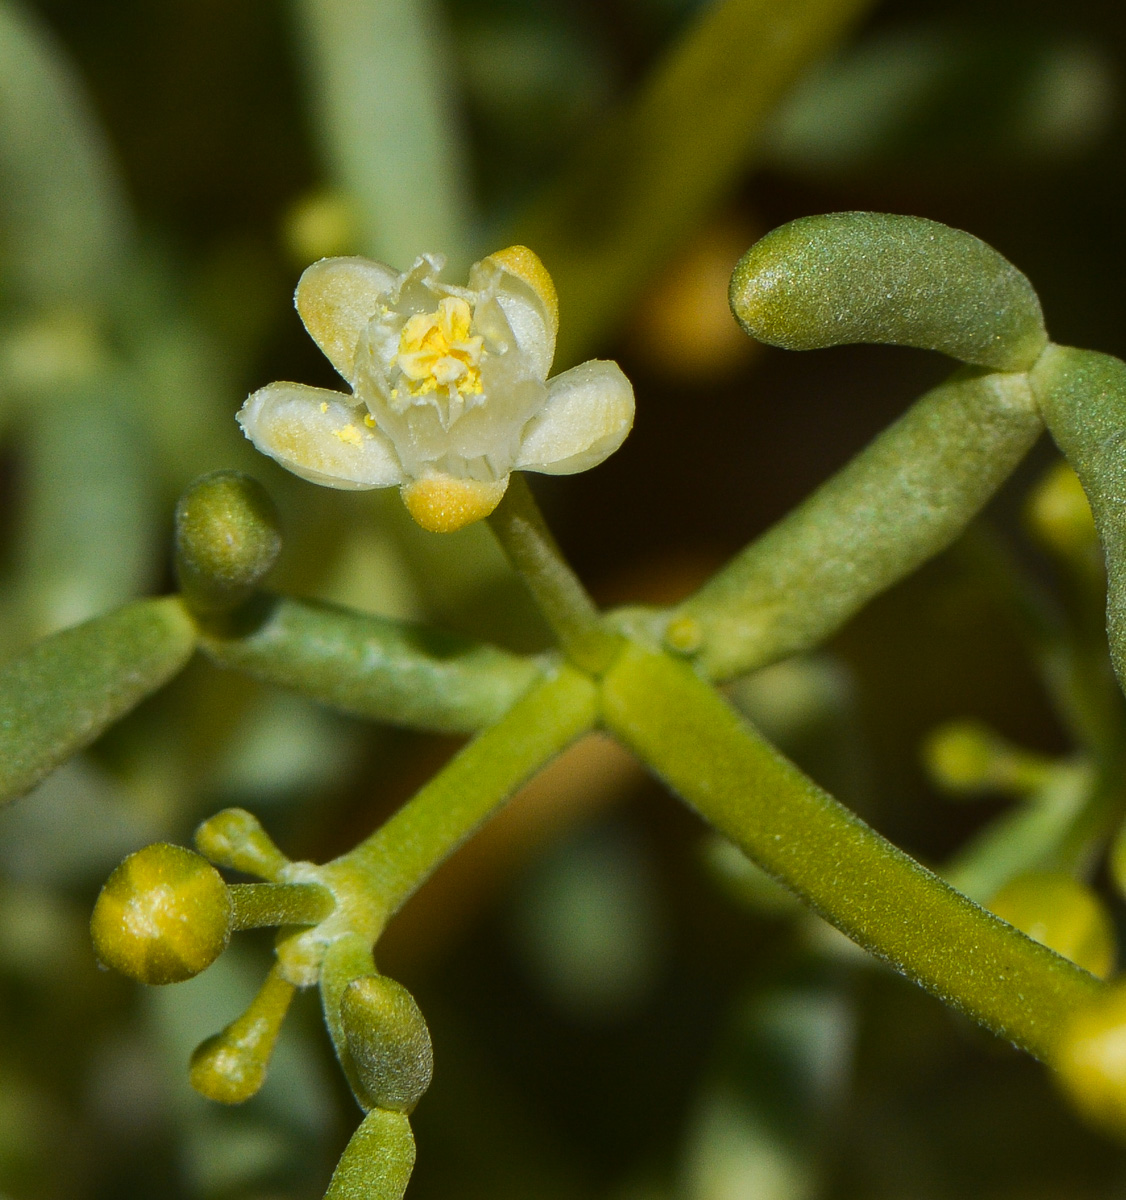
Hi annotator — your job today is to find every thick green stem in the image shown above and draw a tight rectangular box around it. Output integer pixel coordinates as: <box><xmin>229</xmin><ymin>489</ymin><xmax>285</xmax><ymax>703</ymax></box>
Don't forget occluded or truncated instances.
<box><xmin>340</xmin><ymin>663</ymin><xmax>599</xmax><ymax>919</ymax></box>
<box><xmin>600</xmin><ymin>643</ymin><xmax>1103</xmax><ymax>1059</ymax></box>
<box><xmin>673</xmin><ymin>367</ymin><xmax>1043</xmax><ymax>681</ymax></box>
<box><xmin>487</xmin><ymin>474</ymin><xmax>620</xmax><ymax>674</ymax></box>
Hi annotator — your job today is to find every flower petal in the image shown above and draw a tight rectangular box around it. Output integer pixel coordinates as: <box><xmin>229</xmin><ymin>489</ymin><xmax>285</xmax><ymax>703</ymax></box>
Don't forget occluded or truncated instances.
<box><xmin>400</xmin><ymin>474</ymin><xmax>509</xmax><ymax>533</ymax></box>
<box><xmin>238</xmin><ymin>382</ymin><xmax>403</xmax><ymax>490</ymax></box>
<box><xmin>295</xmin><ymin>257</ymin><xmax>399</xmax><ymax>382</ymax></box>
<box><xmin>470</xmin><ymin>245</ymin><xmax>557</xmax><ymax>380</ymax></box>
<box><xmin>516</xmin><ymin>360</ymin><xmax>635</xmax><ymax>475</ymax></box>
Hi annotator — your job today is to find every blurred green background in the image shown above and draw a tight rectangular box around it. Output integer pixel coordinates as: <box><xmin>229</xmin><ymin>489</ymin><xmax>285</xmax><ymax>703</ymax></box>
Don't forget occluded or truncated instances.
<box><xmin>3</xmin><ymin>0</ymin><xmax>1126</xmax><ymax>1196</ymax></box>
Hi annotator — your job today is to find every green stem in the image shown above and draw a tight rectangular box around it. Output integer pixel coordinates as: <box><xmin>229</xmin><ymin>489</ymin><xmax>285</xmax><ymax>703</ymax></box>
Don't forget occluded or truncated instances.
<box><xmin>600</xmin><ymin>643</ymin><xmax>1103</xmax><ymax>1059</ymax></box>
<box><xmin>229</xmin><ymin>882</ymin><xmax>335</xmax><ymax>930</ymax></box>
<box><xmin>340</xmin><ymin>663</ymin><xmax>599</xmax><ymax>919</ymax></box>
<box><xmin>488</xmin><ymin>474</ymin><xmax>620</xmax><ymax>674</ymax></box>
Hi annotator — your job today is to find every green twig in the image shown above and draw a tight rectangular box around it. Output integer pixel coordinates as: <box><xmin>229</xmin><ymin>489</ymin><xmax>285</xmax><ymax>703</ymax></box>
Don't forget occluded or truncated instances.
<box><xmin>601</xmin><ymin>642</ymin><xmax>1103</xmax><ymax>1060</ymax></box>
<box><xmin>340</xmin><ymin>663</ymin><xmax>599</xmax><ymax>922</ymax></box>
<box><xmin>487</xmin><ymin>474</ymin><xmax>620</xmax><ymax>675</ymax></box>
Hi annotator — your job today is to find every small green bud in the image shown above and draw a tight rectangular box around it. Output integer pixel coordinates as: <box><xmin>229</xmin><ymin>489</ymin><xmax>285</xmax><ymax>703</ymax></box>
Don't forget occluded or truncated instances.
<box><xmin>175</xmin><ymin>471</ymin><xmax>281</xmax><ymax>617</ymax></box>
<box><xmin>341</xmin><ymin>975</ymin><xmax>433</xmax><ymax>1113</ymax></box>
<box><xmin>91</xmin><ymin>843</ymin><xmax>232</xmax><ymax>985</ymax></box>
<box><xmin>990</xmin><ymin>871</ymin><xmax>1115</xmax><ymax>979</ymax></box>
<box><xmin>1026</xmin><ymin>460</ymin><xmax>1098</xmax><ymax>559</ymax></box>
<box><xmin>190</xmin><ymin>965</ymin><xmax>295</xmax><ymax>1104</ymax></box>
<box><xmin>729</xmin><ymin>212</ymin><xmax>1047</xmax><ymax>371</ymax></box>
<box><xmin>1053</xmin><ymin>983</ymin><xmax>1126</xmax><ymax>1137</ymax></box>
<box><xmin>325</xmin><ymin>1108</ymin><xmax>415</xmax><ymax>1200</ymax></box>
<box><xmin>194</xmin><ymin>807</ymin><xmax>290</xmax><ymax>880</ymax></box>
<box><xmin>923</xmin><ymin>720</ymin><xmax>1051</xmax><ymax>796</ymax></box>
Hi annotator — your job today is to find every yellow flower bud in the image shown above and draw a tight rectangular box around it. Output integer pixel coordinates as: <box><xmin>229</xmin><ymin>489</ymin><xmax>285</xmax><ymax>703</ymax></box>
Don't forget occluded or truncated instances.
<box><xmin>1054</xmin><ymin>983</ymin><xmax>1126</xmax><ymax>1137</ymax></box>
<box><xmin>922</xmin><ymin>720</ymin><xmax>1051</xmax><ymax>796</ymax></box>
<box><xmin>90</xmin><ymin>843</ymin><xmax>233</xmax><ymax>985</ymax></box>
<box><xmin>341</xmin><ymin>974</ymin><xmax>433</xmax><ymax>1113</ymax></box>
<box><xmin>189</xmin><ymin>964</ymin><xmax>295</xmax><ymax>1104</ymax></box>
<box><xmin>989</xmin><ymin>871</ymin><xmax>1116</xmax><ymax>979</ymax></box>
<box><xmin>194</xmin><ymin>807</ymin><xmax>290</xmax><ymax>880</ymax></box>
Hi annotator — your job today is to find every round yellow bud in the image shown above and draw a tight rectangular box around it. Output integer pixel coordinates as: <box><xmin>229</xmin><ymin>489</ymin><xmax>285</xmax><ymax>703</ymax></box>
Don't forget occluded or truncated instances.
<box><xmin>91</xmin><ymin>843</ymin><xmax>233</xmax><ymax>985</ymax></box>
<box><xmin>989</xmin><ymin>871</ymin><xmax>1116</xmax><ymax>979</ymax></box>
<box><xmin>1054</xmin><ymin>983</ymin><xmax>1126</xmax><ymax>1137</ymax></box>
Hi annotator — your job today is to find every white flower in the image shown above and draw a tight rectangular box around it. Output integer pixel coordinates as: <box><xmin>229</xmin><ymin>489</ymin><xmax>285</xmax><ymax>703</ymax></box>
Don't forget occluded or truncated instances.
<box><xmin>238</xmin><ymin>245</ymin><xmax>635</xmax><ymax>533</ymax></box>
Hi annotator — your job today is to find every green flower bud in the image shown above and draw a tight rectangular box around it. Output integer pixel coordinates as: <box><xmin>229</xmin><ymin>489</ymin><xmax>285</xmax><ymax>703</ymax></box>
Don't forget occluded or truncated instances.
<box><xmin>341</xmin><ymin>975</ymin><xmax>433</xmax><ymax>1113</ymax></box>
<box><xmin>174</xmin><ymin>471</ymin><xmax>281</xmax><ymax>617</ymax></box>
<box><xmin>91</xmin><ymin>843</ymin><xmax>232</xmax><ymax>985</ymax></box>
<box><xmin>989</xmin><ymin>871</ymin><xmax>1115</xmax><ymax>979</ymax></box>
<box><xmin>922</xmin><ymin>720</ymin><xmax>1051</xmax><ymax>796</ymax></box>
<box><xmin>1026</xmin><ymin>460</ymin><xmax>1099</xmax><ymax>559</ymax></box>
<box><xmin>729</xmin><ymin>212</ymin><xmax>1047</xmax><ymax>371</ymax></box>
<box><xmin>194</xmin><ymin>807</ymin><xmax>290</xmax><ymax>880</ymax></box>
<box><xmin>189</xmin><ymin>964</ymin><xmax>295</xmax><ymax>1104</ymax></box>
<box><xmin>1054</xmin><ymin>983</ymin><xmax>1126</xmax><ymax>1137</ymax></box>
<box><xmin>325</xmin><ymin>1108</ymin><xmax>415</xmax><ymax>1200</ymax></box>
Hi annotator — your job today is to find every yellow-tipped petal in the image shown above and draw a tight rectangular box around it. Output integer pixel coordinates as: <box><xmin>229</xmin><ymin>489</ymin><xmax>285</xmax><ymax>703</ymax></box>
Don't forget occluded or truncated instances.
<box><xmin>486</xmin><ymin>245</ymin><xmax>559</xmax><ymax>335</ymax></box>
<box><xmin>400</xmin><ymin>475</ymin><xmax>509</xmax><ymax>533</ymax></box>
<box><xmin>295</xmin><ymin>256</ymin><xmax>398</xmax><ymax>381</ymax></box>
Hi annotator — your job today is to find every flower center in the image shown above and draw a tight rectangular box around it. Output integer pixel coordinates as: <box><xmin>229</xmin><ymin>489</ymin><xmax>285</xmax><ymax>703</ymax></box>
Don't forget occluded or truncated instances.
<box><xmin>395</xmin><ymin>297</ymin><xmax>484</xmax><ymax>400</ymax></box>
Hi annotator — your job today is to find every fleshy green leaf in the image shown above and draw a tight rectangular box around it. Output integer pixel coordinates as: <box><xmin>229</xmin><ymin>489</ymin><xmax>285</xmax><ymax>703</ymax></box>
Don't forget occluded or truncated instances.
<box><xmin>601</xmin><ymin>642</ymin><xmax>1103</xmax><ymax>1061</ymax></box>
<box><xmin>729</xmin><ymin>212</ymin><xmax>1048</xmax><ymax>371</ymax></box>
<box><xmin>199</xmin><ymin>595</ymin><xmax>545</xmax><ymax>734</ymax></box>
<box><xmin>1032</xmin><ymin>345</ymin><xmax>1126</xmax><ymax>695</ymax></box>
<box><xmin>10</xmin><ymin>371</ymin><xmax>158</xmax><ymax>644</ymax></box>
<box><xmin>0</xmin><ymin>0</ymin><xmax>129</xmax><ymax>307</ymax></box>
<box><xmin>673</xmin><ymin>366</ymin><xmax>1042</xmax><ymax>681</ymax></box>
<box><xmin>0</xmin><ymin>597</ymin><xmax>197</xmax><ymax>805</ymax></box>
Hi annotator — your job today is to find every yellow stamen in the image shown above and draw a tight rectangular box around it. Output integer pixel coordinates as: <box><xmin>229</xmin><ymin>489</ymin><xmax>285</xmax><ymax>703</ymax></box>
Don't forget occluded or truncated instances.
<box><xmin>395</xmin><ymin>296</ymin><xmax>484</xmax><ymax>400</ymax></box>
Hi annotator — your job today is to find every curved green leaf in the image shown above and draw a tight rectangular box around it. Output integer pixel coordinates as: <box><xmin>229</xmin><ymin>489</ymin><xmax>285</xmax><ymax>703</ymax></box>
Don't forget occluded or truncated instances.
<box><xmin>0</xmin><ymin>0</ymin><xmax>129</xmax><ymax>307</ymax></box>
<box><xmin>730</xmin><ymin>212</ymin><xmax>1048</xmax><ymax>371</ymax></box>
<box><xmin>294</xmin><ymin>0</ymin><xmax>470</xmax><ymax>271</ymax></box>
<box><xmin>674</xmin><ymin>366</ymin><xmax>1042</xmax><ymax>680</ymax></box>
<box><xmin>0</xmin><ymin>597</ymin><xmax>197</xmax><ymax>804</ymax></box>
<box><xmin>1032</xmin><ymin>345</ymin><xmax>1126</xmax><ymax>695</ymax></box>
